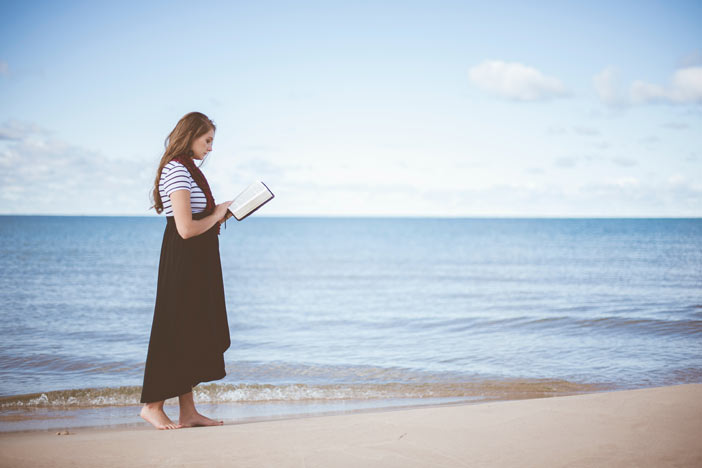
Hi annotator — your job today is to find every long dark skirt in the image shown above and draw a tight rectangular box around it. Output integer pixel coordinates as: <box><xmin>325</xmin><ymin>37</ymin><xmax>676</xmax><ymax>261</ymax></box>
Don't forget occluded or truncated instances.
<box><xmin>140</xmin><ymin>212</ymin><xmax>231</xmax><ymax>403</ymax></box>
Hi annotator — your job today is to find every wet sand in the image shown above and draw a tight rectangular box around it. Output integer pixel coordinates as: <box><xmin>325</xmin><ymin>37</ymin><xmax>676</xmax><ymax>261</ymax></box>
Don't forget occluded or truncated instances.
<box><xmin>1</xmin><ymin>383</ymin><xmax>700</xmax><ymax>467</ymax></box>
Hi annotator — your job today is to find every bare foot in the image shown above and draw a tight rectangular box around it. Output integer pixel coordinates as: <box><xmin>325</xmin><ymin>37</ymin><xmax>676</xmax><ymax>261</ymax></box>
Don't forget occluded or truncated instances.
<box><xmin>179</xmin><ymin>411</ymin><xmax>224</xmax><ymax>428</ymax></box>
<box><xmin>140</xmin><ymin>405</ymin><xmax>183</xmax><ymax>430</ymax></box>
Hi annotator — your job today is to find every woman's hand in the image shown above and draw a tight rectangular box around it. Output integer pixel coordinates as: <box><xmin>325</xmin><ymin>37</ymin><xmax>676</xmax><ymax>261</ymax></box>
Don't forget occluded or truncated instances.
<box><xmin>221</xmin><ymin>208</ymin><xmax>234</xmax><ymax>223</ymax></box>
<box><xmin>214</xmin><ymin>201</ymin><xmax>234</xmax><ymax>224</ymax></box>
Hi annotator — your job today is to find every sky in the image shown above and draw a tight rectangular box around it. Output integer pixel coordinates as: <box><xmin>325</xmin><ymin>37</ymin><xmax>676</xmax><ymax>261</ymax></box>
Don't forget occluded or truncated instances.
<box><xmin>0</xmin><ymin>0</ymin><xmax>700</xmax><ymax>217</ymax></box>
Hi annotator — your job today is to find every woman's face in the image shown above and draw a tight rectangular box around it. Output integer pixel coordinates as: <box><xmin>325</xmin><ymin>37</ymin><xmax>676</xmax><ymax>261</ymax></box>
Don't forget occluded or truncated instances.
<box><xmin>191</xmin><ymin>129</ymin><xmax>214</xmax><ymax>160</ymax></box>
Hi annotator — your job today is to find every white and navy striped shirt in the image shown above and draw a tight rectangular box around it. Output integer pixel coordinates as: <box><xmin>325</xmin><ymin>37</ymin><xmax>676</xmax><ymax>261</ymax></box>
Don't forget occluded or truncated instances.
<box><xmin>159</xmin><ymin>161</ymin><xmax>208</xmax><ymax>216</ymax></box>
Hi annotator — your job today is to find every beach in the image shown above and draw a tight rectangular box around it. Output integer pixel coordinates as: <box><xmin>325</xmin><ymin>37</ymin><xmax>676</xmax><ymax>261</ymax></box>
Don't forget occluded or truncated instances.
<box><xmin>1</xmin><ymin>383</ymin><xmax>700</xmax><ymax>467</ymax></box>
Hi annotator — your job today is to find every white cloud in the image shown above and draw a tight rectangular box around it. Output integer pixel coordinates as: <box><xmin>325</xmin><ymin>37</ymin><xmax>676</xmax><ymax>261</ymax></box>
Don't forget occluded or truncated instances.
<box><xmin>613</xmin><ymin>176</ymin><xmax>639</xmax><ymax>187</ymax></box>
<box><xmin>546</xmin><ymin>125</ymin><xmax>567</xmax><ymax>135</ymax></box>
<box><xmin>667</xmin><ymin>174</ymin><xmax>686</xmax><ymax>186</ymax></box>
<box><xmin>0</xmin><ymin>120</ymin><xmax>154</xmax><ymax>215</ymax></box>
<box><xmin>469</xmin><ymin>60</ymin><xmax>569</xmax><ymax>101</ymax></box>
<box><xmin>630</xmin><ymin>81</ymin><xmax>668</xmax><ymax>103</ymax></box>
<box><xmin>610</xmin><ymin>157</ymin><xmax>637</xmax><ymax>167</ymax></box>
<box><xmin>524</xmin><ymin>167</ymin><xmax>545</xmax><ymax>174</ymax></box>
<box><xmin>639</xmin><ymin>135</ymin><xmax>659</xmax><ymax>144</ymax></box>
<box><xmin>553</xmin><ymin>156</ymin><xmax>577</xmax><ymax>168</ymax></box>
<box><xmin>572</xmin><ymin>125</ymin><xmax>599</xmax><ymax>136</ymax></box>
<box><xmin>595</xmin><ymin>66</ymin><xmax>702</xmax><ymax>106</ymax></box>
<box><xmin>593</xmin><ymin>141</ymin><xmax>611</xmax><ymax>150</ymax></box>
<box><xmin>421</xmin><ymin>177</ymin><xmax>702</xmax><ymax>217</ymax></box>
<box><xmin>593</xmin><ymin>67</ymin><xmax>625</xmax><ymax>106</ymax></box>
<box><xmin>0</xmin><ymin>120</ymin><xmax>47</xmax><ymax>140</ymax></box>
<box><xmin>661</xmin><ymin>121</ymin><xmax>689</xmax><ymax>130</ymax></box>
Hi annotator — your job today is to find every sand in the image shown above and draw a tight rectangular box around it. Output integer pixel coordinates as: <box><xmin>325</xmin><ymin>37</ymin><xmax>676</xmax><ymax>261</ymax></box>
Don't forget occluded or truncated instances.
<box><xmin>1</xmin><ymin>383</ymin><xmax>700</xmax><ymax>468</ymax></box>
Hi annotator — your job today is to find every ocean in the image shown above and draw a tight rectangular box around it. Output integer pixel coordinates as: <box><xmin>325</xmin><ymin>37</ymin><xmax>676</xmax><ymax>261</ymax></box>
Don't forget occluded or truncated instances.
<box><xmin>1</xmin><ymin>216</ymin><xmax>700</xmax><ymax>432</ymax></box>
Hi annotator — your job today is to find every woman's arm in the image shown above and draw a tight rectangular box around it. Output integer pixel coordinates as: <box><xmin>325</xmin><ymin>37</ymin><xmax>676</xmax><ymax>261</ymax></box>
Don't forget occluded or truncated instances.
<box><xmin>170</xmin><ymin>190</ymin><xmax>232</xmax><ymax>239</ymax></box>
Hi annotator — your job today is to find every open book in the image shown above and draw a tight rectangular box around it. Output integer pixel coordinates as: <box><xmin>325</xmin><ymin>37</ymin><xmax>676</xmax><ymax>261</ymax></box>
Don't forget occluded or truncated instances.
<box><xmin>227</xmin><ymin>181</ymin><xmax>274</xmax><ymax>221</ymax></box>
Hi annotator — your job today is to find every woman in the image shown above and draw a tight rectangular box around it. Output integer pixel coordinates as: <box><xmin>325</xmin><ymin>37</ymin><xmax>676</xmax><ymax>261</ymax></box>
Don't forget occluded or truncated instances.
<box><xmin>140</xmin><ymin>112</ymin><xmax>234</xmax><ymax>430</ymax></box>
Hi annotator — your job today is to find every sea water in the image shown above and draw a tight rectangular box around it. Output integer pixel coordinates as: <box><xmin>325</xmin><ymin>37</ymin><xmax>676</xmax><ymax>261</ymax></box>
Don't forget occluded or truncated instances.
<box><xmin>1</xmin><ymin>216</ymin><xmax>700</xmax><ymax>431</ymax></box>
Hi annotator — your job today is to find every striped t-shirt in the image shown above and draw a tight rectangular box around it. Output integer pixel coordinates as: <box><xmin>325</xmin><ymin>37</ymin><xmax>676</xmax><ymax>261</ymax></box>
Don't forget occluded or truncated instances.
<box><xmin>159</xmin><ymin>160</ymin><xmax>208</xmax><ymax>216</ymax></box>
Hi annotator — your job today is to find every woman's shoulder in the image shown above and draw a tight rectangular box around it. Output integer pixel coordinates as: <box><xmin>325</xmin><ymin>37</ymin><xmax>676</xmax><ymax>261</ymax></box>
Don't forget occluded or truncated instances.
<box><xmin>164</xmin><ymin>160</ymin><xmax>186</xmax><ymax>170</ymax></box>
<box><xmin>162</xmin><ymin>160</ymin><xmax>191</xmax><ymax>177</ymax></box>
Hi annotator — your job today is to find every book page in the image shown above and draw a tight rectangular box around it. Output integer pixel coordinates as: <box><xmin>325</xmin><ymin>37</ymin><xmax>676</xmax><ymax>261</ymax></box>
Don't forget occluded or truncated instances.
<box><xmin>231</xmin><ymin>182</ymin><xmax>272</xmax><ymax>219</ymax></box>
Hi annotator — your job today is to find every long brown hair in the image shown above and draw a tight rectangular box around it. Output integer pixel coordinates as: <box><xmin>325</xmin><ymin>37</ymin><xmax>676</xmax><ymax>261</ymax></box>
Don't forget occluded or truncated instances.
<box><xmin>149</xmin><ymin>112</ymin><xmax>216</xmax><ymax>214</ymax></box>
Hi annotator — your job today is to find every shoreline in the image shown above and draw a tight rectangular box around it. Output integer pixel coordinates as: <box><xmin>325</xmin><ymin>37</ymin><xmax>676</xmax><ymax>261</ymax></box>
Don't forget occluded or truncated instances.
<box><xmin>2</xmin><ymin>383</ymin><xmax>700</xmax><ymax>467</ymax></box>
<box><xmin>0</xmin><ymin>378</ymin><xmax>614</xmax><ymax>434</ymax></box>
<box><xmin>0</xmin><ymin>395</ymin><xmax>483</xmax><ymax>435</ymax></box>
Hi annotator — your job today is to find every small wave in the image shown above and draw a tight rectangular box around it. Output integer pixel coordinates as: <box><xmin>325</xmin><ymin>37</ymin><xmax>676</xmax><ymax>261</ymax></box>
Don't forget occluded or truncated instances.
<box><xmin>573</xmin><ymin>316</ymin><xmax>702</xmax><ymax>336</ymax></box>
<box><xmin>0</xmin><ymin>379</ymin><xmax>607</xmax><ymax>409</ymax></box>
<box><xmin>448</xmin><ymin>314</ymin><xmax>702</xmax><ymax>337</ymax></box>
<box><xmin>401</xmin><ymin>312</ymin><xmax>702</xmax><ymax>338</ymax></box>
<box><xmin>0</xmin><ymin>354</ymin><xmax>141</xmax><ymax>374</ymax></box>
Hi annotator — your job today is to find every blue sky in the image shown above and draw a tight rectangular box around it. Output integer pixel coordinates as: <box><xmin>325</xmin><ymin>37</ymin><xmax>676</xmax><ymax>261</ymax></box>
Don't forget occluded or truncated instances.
<box><xmin>1</xmin><ymin>0</ymin><xmax>700</xmax><ymax>216</ymax></box>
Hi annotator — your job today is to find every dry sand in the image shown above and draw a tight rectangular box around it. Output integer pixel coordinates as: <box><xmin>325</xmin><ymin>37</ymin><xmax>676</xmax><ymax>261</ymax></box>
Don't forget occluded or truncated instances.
<box><xmin>1</xmin><ymin>383</ymin><xmax>700</xmax><ymax>468</ymax></box>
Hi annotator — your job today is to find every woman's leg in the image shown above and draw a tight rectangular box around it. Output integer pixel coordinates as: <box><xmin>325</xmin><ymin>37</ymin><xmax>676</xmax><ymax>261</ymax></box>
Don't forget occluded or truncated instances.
<box><xmin>178</xmin><ymin>390</ymin><xmax>224</xmax><ymax>427</ymax></box>
<box><xmin>140</xmin><ymin>400</ymin><xmax>182</xmax><ymax>429</ymax></box>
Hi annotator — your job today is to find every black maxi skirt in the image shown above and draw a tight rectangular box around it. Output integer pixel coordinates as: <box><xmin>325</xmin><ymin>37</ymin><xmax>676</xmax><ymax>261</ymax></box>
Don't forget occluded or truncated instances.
<box><xmin>140</xmin><ymin>211</ymin><xmax>231</xmax><ymax>403</ymax></box>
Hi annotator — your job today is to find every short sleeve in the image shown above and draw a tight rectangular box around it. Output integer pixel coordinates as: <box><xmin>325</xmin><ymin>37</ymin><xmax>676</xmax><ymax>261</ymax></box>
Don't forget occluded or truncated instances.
<box><xmin>162</xmin><ymin>164</ymin><xmax>192</xmax><ymax>197</ymax></box>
